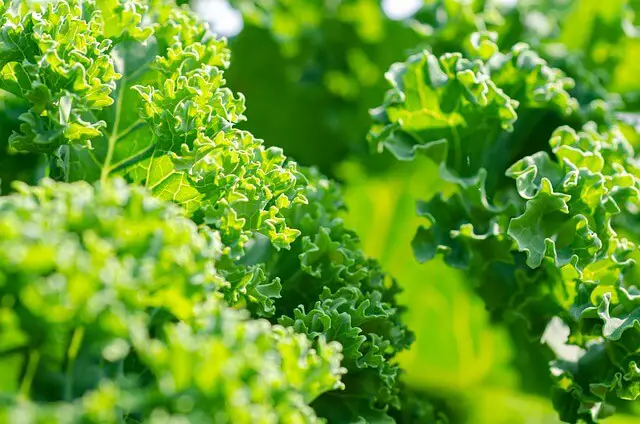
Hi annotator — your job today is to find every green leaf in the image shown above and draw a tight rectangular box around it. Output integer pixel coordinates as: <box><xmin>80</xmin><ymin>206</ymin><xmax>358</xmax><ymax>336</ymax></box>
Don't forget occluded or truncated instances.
<box><xmin>369</xmin><ymin>32</ymin><xmax>577</xmax><ymax>184</ymax></box>
<box><xmin>0</xmin><ymin>3</ymin><xmax>420</xmax><ymax>422</ymax></box>
<box><xmin>0</xmin><ymin>177</ymin><xmax>345</xmax><ymax>422</ymax></box>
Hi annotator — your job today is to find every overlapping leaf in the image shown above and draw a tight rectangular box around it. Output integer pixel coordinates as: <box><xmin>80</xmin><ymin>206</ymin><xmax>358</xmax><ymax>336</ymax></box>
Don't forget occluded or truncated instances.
<box><xmin>0</xmin><ymin>2</ymin><xmax>419</xmax><ymax>422</ymax></box>
<box><xmin>0</xmin><ymin>178</ymin><xmax>344</xmax><ymax>423</ymax></box>
<box><xmin>373</xmin><ymin>22</ymin><xmax>640</xmax><ymax>421</ymax></box>
<box><xmin>0</xmin><ymin>0</ymin><xmax>127</xmax><ymax>154</ymax></box>
<box><xmin>245</xmin><ymin>168</ymin><xmax>417</xmax><ymax>422</ymax></box>
<box><xmin>369</xmin><ymin>32</ymin><xmax>577</xmax><ymax>183</ymax></box>
<box><xmin>0</xmin><ymin>0</ymin><xmax>306</xmax><ymax>258</ymax></box>
<box><xmin>507</xmin><ymin>124</ymin><xmax>639</xmax><ymax>272</ymax></box>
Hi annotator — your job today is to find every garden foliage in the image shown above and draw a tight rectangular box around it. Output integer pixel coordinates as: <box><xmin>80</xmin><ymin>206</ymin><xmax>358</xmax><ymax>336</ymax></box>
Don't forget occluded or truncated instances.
<box><xmin>368</xmin><ymin>2</ymin><xmax>640</xmax><ymax>423</ymax></box>
<box><xmin>0</xmin><ymin>0</ymin><xmax>419</xmax><ymax>422</ymax></box>
<box><xmin>1</xmin><ymin>0</ymin><xmax>640</xmax><ymax>423</ymax></box>
<box><xmin>226</xmin><ymin>0</ymin><xmax>640</xmax><ymax>422</ymax></box>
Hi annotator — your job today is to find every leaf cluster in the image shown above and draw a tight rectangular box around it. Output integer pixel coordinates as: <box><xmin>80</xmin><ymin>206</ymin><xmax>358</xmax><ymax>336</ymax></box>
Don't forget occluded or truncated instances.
<box><xmin>370</xmin><ymin>1</ymin><xmax>640</xmax><ymax>421</ymax></box>
<box><xmin>0</xmin><ymin>0</ymin><xmax>419</xmax><ymax>422</ymax></box>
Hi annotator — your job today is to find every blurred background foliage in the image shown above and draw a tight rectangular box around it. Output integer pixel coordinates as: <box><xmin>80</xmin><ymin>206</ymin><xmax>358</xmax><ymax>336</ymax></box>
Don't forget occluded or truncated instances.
<box><xmin>193</xmin><ymin>0</ymin><xmax>640</xmax><ymax>422</ymax></box>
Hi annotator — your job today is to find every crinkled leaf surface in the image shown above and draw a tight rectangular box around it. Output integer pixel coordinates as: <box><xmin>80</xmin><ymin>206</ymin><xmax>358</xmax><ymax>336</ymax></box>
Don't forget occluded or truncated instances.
<box><xmin>0</xmin><ymin>178</ymin><xmax>345</xmax><ymax>423</ymax></box>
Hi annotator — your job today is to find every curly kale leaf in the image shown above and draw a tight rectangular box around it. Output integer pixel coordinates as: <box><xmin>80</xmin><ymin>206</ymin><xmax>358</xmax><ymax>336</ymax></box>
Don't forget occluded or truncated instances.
<box><xmin>1</xmin><ymin>2</ymin><xmax>418</xmax><ymax>422</ymax></box>
<box><xmin>369</xmin><ymin>32</ymin><xmax>579</xmax><ymax>204</ymax></box>
<box><xmin>0</xmin><ymin>0</ymin><xmax>306</xmax><ymax>258</ymax></box>
<box><xmin>224</xmin><ymin>168</ymin><xmax>415</xmax><ymax>422</ymax></box>
<box><xmin>373</xmin><ymin>25</ymin><xmax>640</xmax><ymax>421</ymax></box>
<box><xmin>0</xmin><ymin>178</ymin><xmax>345</xmax><ymax>423</ymax></box>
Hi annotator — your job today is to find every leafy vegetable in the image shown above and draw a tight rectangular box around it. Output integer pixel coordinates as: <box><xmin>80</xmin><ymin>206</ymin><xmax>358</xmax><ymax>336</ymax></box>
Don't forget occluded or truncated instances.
<box><xmin>0</xmin><ymin>0</ymin><xmax>419</xmax><ymax>422</ymax></box>
<box><xmin>0</xmin><ymin>178</ymin><xmax>344</xmax><ymax>423</ymax></box>
<box><xmin>369</xmin><ymin>29</ymin><xmax>582</xmax><ymax>178</ymax></box>
<box><xmin>4</xmin><ymin>0</ymin><xmax>638</xmax><ymax>422</ymax></box>
<box><xmin>371</xmin><ymin>3</ymin><xmax>640</xmax><ymax>422</ymax></box>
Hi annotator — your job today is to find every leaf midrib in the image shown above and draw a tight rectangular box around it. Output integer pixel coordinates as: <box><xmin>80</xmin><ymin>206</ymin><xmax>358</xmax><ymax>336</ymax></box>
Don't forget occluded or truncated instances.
<box><xmin>100</xmin><ymin>75</ymin><xmax>126</xmax><ymax>182</ymax></box>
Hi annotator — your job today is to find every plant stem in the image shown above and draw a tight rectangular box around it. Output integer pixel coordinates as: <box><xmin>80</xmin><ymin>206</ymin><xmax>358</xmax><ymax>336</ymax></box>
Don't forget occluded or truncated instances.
<box><xmin>101</xmin><ymin>79</ymin><xmax>126</xmax><ymax>182</ymax></box>
<box><xmin>19</xmin><ymin>350</ymin><xmax>39</xmax><ymax>400</ymax></box>
<box><xmin>64</xmin><ymin>326</ymin><xmax>85</xmax><ymax>401</ymax></box>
